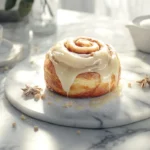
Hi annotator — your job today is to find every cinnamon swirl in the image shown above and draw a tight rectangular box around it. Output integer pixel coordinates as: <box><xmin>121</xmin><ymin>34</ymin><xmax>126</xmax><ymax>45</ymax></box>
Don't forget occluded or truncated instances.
<box><xmin>44</xmin><ymin>36</ymin><xmax>121</xmax><ymax>98</ymax></box>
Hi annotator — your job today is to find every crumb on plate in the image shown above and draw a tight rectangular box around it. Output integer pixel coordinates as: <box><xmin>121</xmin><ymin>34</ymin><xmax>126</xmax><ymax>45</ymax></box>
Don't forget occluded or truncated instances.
<box><xmin>12</xmin><ymin>122</ymin><xmax>16</xmax><ymax>128</ymax></box>
<box><xmin>34</xmin><ymin>126</ymin><xmax>39</xmax><ymax>132</ymax></box>
<box><xmin>21</xmin><ymin>114</ymin><xmax>26</xmax><ymax>120</ymax></box>
<box><xmin>76</xmin><ymin>130</ymin><xmax>81</xmax><ymax>135</ymax></box>
<box><xmin>128</xmin><ymin>83</ymin><xmax>132</xmax><ymax>88</ymax></box>
<box><xmin>34</xmin><ymin>94</ymin><xmax>41</xmax><ymax>100</ymax></box>
<box><xmin>41</xmin><ymin>94</ymin><xmax>45</xmax><ymax>100</ymax></box>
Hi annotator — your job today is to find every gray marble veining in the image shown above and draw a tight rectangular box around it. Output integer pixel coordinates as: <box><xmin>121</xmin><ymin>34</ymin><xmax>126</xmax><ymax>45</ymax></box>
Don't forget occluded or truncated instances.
<box><xmin>1</xmin><ymin>9</ymin><xmax>150</xmax><ymax>150</ymax></box>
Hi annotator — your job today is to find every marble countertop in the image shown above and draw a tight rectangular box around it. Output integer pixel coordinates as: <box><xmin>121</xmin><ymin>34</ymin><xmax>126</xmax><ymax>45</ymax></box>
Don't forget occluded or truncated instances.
<box><xmin>1</xmin><ymin>9</ymin><xmax>150</xmax><ymax>150</ymax></box>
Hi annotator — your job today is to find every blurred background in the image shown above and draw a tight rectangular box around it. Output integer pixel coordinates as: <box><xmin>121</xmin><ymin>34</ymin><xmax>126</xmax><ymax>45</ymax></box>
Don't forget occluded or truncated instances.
<box><xmin>61</xmin><ymin>0</ymin><xmax>150</xmax><ymax>21</ymax></box>
<box><xmin>0</xmin><ymin>0</ymin><xmax>149</xmax><ymax>50</ymax></box>
<box><xmin>1</xmin><ymin>0</ymin><xmax>150</xmax><ymax>21</ymax></box>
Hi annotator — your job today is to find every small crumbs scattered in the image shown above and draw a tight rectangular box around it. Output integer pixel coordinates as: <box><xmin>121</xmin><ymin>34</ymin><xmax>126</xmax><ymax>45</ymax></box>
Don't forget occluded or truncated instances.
<box><xmin>41</xmin><ymin>94</ymin><xmax>46</xmax><ymax>100</ymax></box>
<box><xmin>34</xmin><ymin>94</ymin><xmax>41</xmax><ymax>100</ymax></box>
<box><xmin>128</xmin><ymin>83</ymin><xmax>132</xmax><ymax>88</ymax></box>
<box><xmin>76</xmin><ymin>130</ymin><xmax>81</xmax><ymax>135</ymax></box>
<box><xmin>12</xmin><ymin>122</ymin><xmax>16</xmax><ymax>128</ymax></box>
<box><xmin>21</xmin><ymin>114</ymin><xmax>26</xmax><ymax>120</ymax></box>
<box><xmin>136</xmin><ymin>76</ymin><xmax>150</xmax><ymax>88</ymax></box>
<box><xmin>34</xmin><ymin>126</ymin><xmax>39</xmax><ymax>132</ymax></box>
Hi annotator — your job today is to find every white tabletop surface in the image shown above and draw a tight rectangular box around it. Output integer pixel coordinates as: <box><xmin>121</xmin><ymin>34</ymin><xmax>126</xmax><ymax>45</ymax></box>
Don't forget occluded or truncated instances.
<box><xmin>1</xmin><ymin>9</ymin><xmax>150</xmax><ymax>150</ymax></box>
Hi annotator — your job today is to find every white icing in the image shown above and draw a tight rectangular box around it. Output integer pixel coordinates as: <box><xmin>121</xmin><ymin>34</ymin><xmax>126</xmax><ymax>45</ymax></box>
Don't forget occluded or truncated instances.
<box><xmin>48</xmin><ymin>38</ymin><xmax>120</xmax><ymax>94</ymax></box>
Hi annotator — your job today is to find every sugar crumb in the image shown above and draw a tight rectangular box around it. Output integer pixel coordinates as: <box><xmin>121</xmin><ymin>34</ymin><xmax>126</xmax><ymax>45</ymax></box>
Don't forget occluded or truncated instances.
<box><xmin>41</xmin><ymin>94</ymin><xmax>45</xmax><ymax>100</ymax></box>
<box><xmin>76</xmin><ymin>130</ymin><xmax>81</xmax><ymax>135</ymax></box>
<box><xmin>128</xmin><ymin>83</ymin><xmax>132</xmax><ymax>88</ymax></box>
<box><xmin>12</xmin><ymin>122</ymin><xmax>16</xmax><ymax>128</ymax></box>
<box><xmin>34</xmin><ymin>126</ymin><xmax>39</xmax><ymax>132</ymax></box>
<box><xmin>63</xmin><ymin>101</ymin><xmax>73</xmax><ymax>108</ymax></box>
<box><xmin>34</xmin><ymin>94</ymin><xmax>41</xmax><ymax>100</ymax></box>
<box><xmin>21</xmin><ymin>114</ymin><xmax>26</xmax><ymax>120</ymax></box>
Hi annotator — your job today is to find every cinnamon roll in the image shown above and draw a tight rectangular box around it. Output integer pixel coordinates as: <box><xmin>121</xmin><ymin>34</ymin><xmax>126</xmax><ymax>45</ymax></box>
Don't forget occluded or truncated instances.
<box><xmin>44</xmin><ymin>37</ymin><xmax>121</xmax><ymax>98</ymax></box>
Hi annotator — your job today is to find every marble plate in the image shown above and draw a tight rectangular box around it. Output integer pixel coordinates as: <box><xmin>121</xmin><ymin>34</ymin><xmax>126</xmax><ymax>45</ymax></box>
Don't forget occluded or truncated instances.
<box><xmin>0</xmin><ymin>39</ymin><xmax>27</xmax><ymax>67</ymax></box>
<box><xmin>4</xmin><ymin>53</ymin><xmax>150</xmax><ymax>128</ymax></box>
